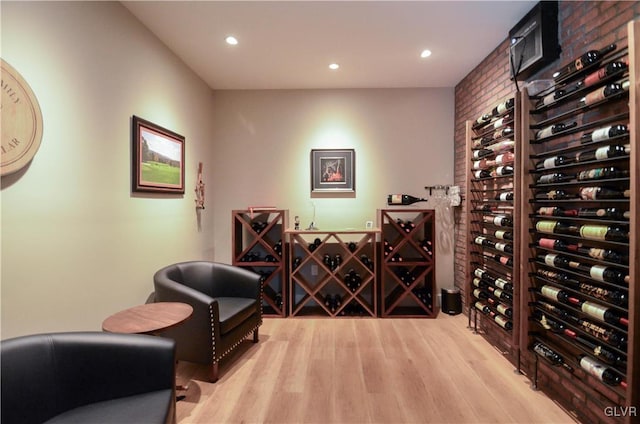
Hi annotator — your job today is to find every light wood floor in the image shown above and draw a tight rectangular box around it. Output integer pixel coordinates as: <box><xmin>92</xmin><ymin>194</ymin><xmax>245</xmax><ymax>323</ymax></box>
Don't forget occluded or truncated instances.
<box><xmin>175</xmin><ymin>314</ymin><xmax>576</xmax><ymax>424</ymax></box>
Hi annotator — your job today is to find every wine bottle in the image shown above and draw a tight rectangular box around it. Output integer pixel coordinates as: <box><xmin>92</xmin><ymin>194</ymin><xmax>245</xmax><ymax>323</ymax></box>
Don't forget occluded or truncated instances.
<box><xmin>474</xmin><ymin>236</ymin><xmax>496</xmax><ymax>249</ymax></box>
<box><xmin>491</xmin><ymin>166</ymin><xmax>514</xmax><ymax>177</ymax></box>
<box><xmin>587</xmin><ymin>264</ymin><xmax>629</xmax><ymax>285</ymax></box>
<box><xmin>578</xmin><ymin>82</ymin><xmax>624</xmax><ymax>107</ymax></box>
<box><xmin>567</xmin><ymin>243</ymin><xmax>628</xmax><ymax>264</ymax></box>
<box><xmin>420</xmin><ymin>239</ymin><xmax>433</xmax><ymax>256</ymax></box>
<box><xmin>486</xmin><ymin>139</ymin><xmax>515</xmax><ymax>153</ymax></box>
<box><xmin>481</xmin><ymin>251</ymin><xmax>513</xmax><ymax>266</ymax></box>
<box><xmin>493</xmin><ymin>127</ymin><xmax>513</xmax><ymax>139</ymax></box>
<box><xmin>387</xmin><ymin>194</ymin><xmax>428</xmax><ymax>205</ymax></box>
<box><xmin>293</xmin><ymin>256</ymin><xmax>302</xmax><ymax>269</ymax></box>
<box><xmin>496</xmin><ymin>302</ymin><xmax>513</xmax><ymax>318</ymax></box>
<box><xmin>580</xmin><ymin>124</ymin><xmax>628</xmax><ymax>144</ymax></box>
<box><xmin>472</xmin><ymin>277</ymin><xmax>490</xmax><ymax>289</ymax></box>
<box><xmin>493</xmin><ymin>277</ymin><xmax>513</xmax><ymax>291</ymax></box>
<box><xmin>347</xmin><ymin>241</ymin><xmax>357</xmax><ymax>252</ymax></box>
<box><xmin>474</xmin><ymin>300</ymin><xmax>491</xmax><ymax>314</ymax></box>
<box><xmin>383</xmin><ymin>239</ymin><xmax>394</xmax><ymax>257</ymax></box>
<box><xmin>494</xmin><ymin>241</ymin><xmax>513</xmax><ymax>254</ymax></box>
<box><xmin>579</xmin><ymin>187</ymin><xmax>630</xmax><ymax>200</ymax></box>
<box><xmin>577</xmin><ymin>355</ymin><xmax>624</xmax><ymax>387</ymax></box>
<box><xmin>535</xmin><ymin>89</ymin><xmax>566</xmax><ymax>108</ymax></box>
<box><xmin>492</xmin><ymin>98</ymin><xmax>514</xmax><ymax>116</ymax></box>
<box><xmin>492</xmin><ymin>114</ymin><xmax>512</xmax><ymax>129</ymax></box>
<box><xmin>482</xmin><ymin>214</ymin><xmax>512</xmax><ymax>227</ymax></box>
<box><xmin>494</xmin><ymin>191</ymin><xmax>514</xmax><ymax>201</ymax></box>
<box><xmin>536</xmin><ymin>122</ymin><xmax>578</xmax><ymax>140</ymax></box>
<box><xmin>494</xmin><ymin>315</ymin><xmax>513</xmax><ymax>330</ymax></box>
<box><xmin>577</xmin><ymin>166</ymin><xmax>625</xmax><ymax>181</ymax></box>
<box><xmin>473</xmin><ymin>288</ymin><xmax>489</xmax><ymax>300</ymax></box>
<box><xmin>472</xmin><ymin>148</ymin><xmax>494</xmax><ymax>159</ymax></box>
<box><xmin>532</xmin><ymin>310</ymin><xmax>566</xmax><ymax>333</ymax></box>
<box><xmin>473</xmin><ymin>169</ymin><xmax>490</xmax><ymax>179</ymax></box>
<box><xmin>535</xmin><ymin>189</ymin><xmax>573</xmax><ymax>200</ymax></box>
<box><xmin>553</xmin><ymin>44</ymin><xmax>616</xmax><ymax>81</ymax></box>
<box><xmin>576</xmin><ymin>144</ymin><xmax>628</xmax><ymax>162</ymax></box>
<box><xmin>581</xmin><ymin>300</ymin><xmax>629</xmax><ymax>327</ymax></box>
<box><xmin>474</xmin><ymin>268</ymin><xmax>496</xmax><ymax>282</ymax></box>
<box><xmin>472</xmin><ymin>159</ymin><xmax>490</xmax><ymax>170</ymax></box>
<box><xmin>539</xmin><ymin>253</ymin><xmax>571</xmax><ymax>269</ymax></box>
<box><xmin>537</xmin><ymin>173</ymin><xmax>574</xmax><ymax>184</ymax></box>
<box><xmin>536</xmin><ymin>220</ymin><xmax>579</xmax><ymax>236</ymax></box>
<box><xmin>535</xmin><ymin>155</ymin><xmax>572</xmax><ymax>170</ymax></box>
<box><xmin>537</xmin><ymin>237</ymin><xmax>569</xmax><ymax>250</ymax></box>
<box><xmin>493</xmin><ymin>152</ymin><xmax>515</xmax><ymax>165</ymax></box>
<box><xmin>533</xmin><ymin>342</ymin><xmax>573</xmax><ymax>370</ymax></box>
<box><xmin>580</xmin><ymin>61</ymin><xmax>628</xmax><ymax>88</ymax></box>
<box><xmin>475</xmin><ymin>112</ymin><xmax>492</xmax><ymax>126</ymax></box>
<box><xmin>537</xmin><ymin>207</ymin><xmax>577</xmax><ymax>217</ymax></box>
<box><xmin>577</xmin><ymin>207</ymin><xmax>625</xmax><ymax>219</ymax></box>
<box><xmin>579</xmin><ymin>224</ymin><xmax>629</xmax><ymax>243</ymax></box>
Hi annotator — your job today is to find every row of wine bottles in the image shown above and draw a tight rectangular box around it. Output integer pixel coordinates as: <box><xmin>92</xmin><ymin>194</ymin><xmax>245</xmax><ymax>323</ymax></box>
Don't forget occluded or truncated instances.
<box><xmin>535</xmin><ymin>267</ymin><xmax>627</xmax><ymax>306</ymax></box>
<box><xmin>239</xmin><ymin>252</ymin><xmax>280</xmax><ymax>262</ymax></box>
<box><xmin>536</xmin><ymin>237</ymin><xmax>628</xmax><ymax>265</ymax></box>
<box><xmin>534</xmin><ymin>143</ymin><xmax>630</xmax><ymax>170</ymax></box>
<box><xmin>473</xmin><ymin>98</ymin><xmax>515</xmax><ymax>129</ymax></box>
<box><xmin>532</xmin><ymin>341</ymin><xmax>626</xmax><ymax>388</ymax></box>
<box><xmin>474</xmin><ymin>300</ymin><xmax>513</xmax><ymax>330</ymax></box>
<box><xmin>472</xmin><ymin>151</ymin><xmax>514</xmax><ymax>170</ymax></box>
<box><xmin>536</xmin><ymin>167</ymin><xmax>630</xmax><ymax>184</ymax></box>
<box><xmin>473</xmin><ymin>165</ymin><xmax>514</xmax><ymax>179</ymax></box>
<box><xmin>537</xmin><ymin>252</ymin><xmax>629</xmax><ymax>285</ymax></box>
<box><xmin>535</xmin><ymin>220</ymin><xmax>629</xmax><ymax>243</ymax></box>
<box><xmin>536</xmin><ymin>57</ymin><xmax>628</xmax><ymax>108</ymax></box>
<box><xmin>536</xmin><ymin>206</ymin><xmax>629</xmax><ymax>220</ymax></box>
<box><xmin>474</xmin><ymin>235</ymin><xmax>513</xmax><ymax>254</ymax></box>
<box><xmin>532</xmin><ymin>285</ymin><xmax>628</xmax><ymax>328</ymax></box>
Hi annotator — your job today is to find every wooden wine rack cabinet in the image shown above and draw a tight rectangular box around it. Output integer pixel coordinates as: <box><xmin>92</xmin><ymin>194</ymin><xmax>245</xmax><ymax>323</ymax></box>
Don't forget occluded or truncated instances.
<box><xmin>286</xmin><ymin>229</ymin><xmax>379</xmax><ymax>317</ymax></box>
<box><xmin>232</xmin><ymin>209</ymin><xmax>288</xmax><ymax>317</ymax></box>
<box><xmin>379</xmin><ymin>209</ymin><xmax>437</xmax><ymax>318</ymax></box>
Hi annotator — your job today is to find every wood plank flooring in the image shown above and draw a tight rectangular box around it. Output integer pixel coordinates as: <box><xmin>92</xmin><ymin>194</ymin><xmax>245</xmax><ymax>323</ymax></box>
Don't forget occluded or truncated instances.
<box><xmin>175</xmin><ymin>314</ymin><xmax>576</xmax><ymax>424</ymax></box>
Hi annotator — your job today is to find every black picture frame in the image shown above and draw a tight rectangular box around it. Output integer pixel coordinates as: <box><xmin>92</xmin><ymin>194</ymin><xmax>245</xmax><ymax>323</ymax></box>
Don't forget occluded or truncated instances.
<box><xmin>310</xmin><ymin>149</ymin><xmax>355</xmax><ymax>195</ymax></box>
<box><xmin>132</xmin><ymin>115</ymin><xmax>185</xmax><ymax>194</ymax></box>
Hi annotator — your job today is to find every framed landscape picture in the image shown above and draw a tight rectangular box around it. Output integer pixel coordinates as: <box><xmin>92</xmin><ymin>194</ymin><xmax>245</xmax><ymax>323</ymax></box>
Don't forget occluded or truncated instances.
<box><xmin>132</xmin><ymin>116</ymin><xmax>185</xmax><ymax>193</ymax></box>
<box><xmin>310</xmin><ymin>149</ymin><xmax>355</xmax><ymax>195</ymax></box>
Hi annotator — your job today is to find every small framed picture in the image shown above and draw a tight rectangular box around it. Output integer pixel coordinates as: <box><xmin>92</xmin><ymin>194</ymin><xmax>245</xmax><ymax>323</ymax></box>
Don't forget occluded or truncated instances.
<box><xmin>310</xmin><ymin>149</ymin><xmax>355</xmax><ymax>195</ymax></box>
<box><xmin>132</xmin><ymin>116</ymin><xmax>185</xmax><ymax>194</ymax></box>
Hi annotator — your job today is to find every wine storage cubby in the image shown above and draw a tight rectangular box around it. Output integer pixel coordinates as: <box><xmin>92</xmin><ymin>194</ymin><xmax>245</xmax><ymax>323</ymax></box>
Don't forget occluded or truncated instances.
<box><xmin>379</xmin><ymin>209</ymin><xmax>436</xmax><ymax>318</ymax></box>
<box><xmin>523</xmin><ymin>24</ymin><xmax>639</xmax><ymax>422</ymax></box>
<box><xmin>286</xmin><ymin>229</ymin><xmax>379</xmax><ymax>317</ymax></box>
<box><xmin>232</xmin><ymin>209</ymin><xmax>288</xmax><ymax>317</ymax></box>
<box><xmin>465</xmin><ymin>93</ymin><xmax>523</xmax><ymax>367</ymax></box>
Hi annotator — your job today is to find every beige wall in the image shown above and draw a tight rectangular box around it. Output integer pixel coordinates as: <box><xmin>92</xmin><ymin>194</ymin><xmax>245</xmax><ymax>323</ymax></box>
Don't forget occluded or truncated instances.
<box><xmin>1</xmin><ymin>2</ymin><xmax>216</xmax><ymax>339</ymax></box>
<box><xmin>2</xmin><ymin>3</ymin><xmax>456</xmax><ymax>339</ymax></box>
<box><xmin>208</xmin><ymin>89</ymin><xmax>456</xmax><ymax>294</ymax></box>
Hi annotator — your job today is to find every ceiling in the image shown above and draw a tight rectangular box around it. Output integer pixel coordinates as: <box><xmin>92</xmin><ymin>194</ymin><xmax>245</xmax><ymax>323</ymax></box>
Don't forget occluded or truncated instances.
<box><xmin>122</xmin><ymin>1</ymin><xmax>537</xmax><ymax>90</ymax></box>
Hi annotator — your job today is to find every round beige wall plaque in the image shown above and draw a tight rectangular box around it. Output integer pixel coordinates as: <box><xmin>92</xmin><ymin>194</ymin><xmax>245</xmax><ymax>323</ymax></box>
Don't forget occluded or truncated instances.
<box><xmin>1</xmin><ymin>58</ymin><xmax>43</xmax><ymax>176</ymax></box>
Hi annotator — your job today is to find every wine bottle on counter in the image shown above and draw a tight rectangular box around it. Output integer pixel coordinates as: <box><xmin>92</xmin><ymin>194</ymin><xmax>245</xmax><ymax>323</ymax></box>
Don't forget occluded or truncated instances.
<box><xmin>537</xmin><ymin>173</ymin><xmax>575</xmax><ymax>184</ymax></box>
<box><xmin>577</xmin><ymin>355</ymin><xmax>626</xmax><ymax>387</ymax></box>
<box><xmin>492</xmin><ymin>98</ymin><xmax>514</xmax><ymax>116</ymax></box>
<box><xmin>553</xmin><ymin>44</ymin><xmax>616</xmax><ymax>81</ymax></box>
<box><xmin>387</xmin><ymin>194</ymin><xmax>427</xmax><ymax>205</ymax></box>
<box><xmin>579</xmin><ymin>187</ymin><xmax>630</xmax><ymax>200</ymax></box>
<box><xmin>535</xmin><ymin>189</ymin><xmax>574</xmax><ymax>200</ymax></box>
<box><xmin>535</xmin><ymin>155</ymin><xmax>573</xmax><ymax>170</ymax></box>
<box><xmin>578</xmin><ymin>82</ymin><xmax>625</xmax><ymax>107</ymax></box>
<box><xmin>580</xmin><ymin>124</ymin><xmax>628</xmax><ymax>144</ymax></box>
<box><xmin>536</xmin><ymin>122</ymin><xmax>578</xmax><ymax>140</ymax></box>
<box><xmin>579</xmin><ymin>224</ymin><xmax>629</xmax><ymax>243</ymax></box>
<box><xmin>580</xmin><ymin>60</ymin><xmax>628</xmax><ymax>88</ymax></box>
<box><xmin>575</xmin><ymin>144</ymin><xmax>629</xmax><ymax>162</ymax></box>
<box><xmin>494</xmin><ymin>191</ymin><xmax>514</xmax><ymax>201</ymax></box>
<box><xmin>533</xmin><ymin>342</ymin><xmax>573</xmax><ymax>371</ymax></box>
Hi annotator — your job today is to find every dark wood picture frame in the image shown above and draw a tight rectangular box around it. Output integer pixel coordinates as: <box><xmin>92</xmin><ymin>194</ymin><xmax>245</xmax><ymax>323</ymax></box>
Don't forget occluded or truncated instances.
<box><xmin>310</xmin><ymin>149</ymin><xmax>355</xmax><ymax>194</ymax></box>
<box><xmin>132</xmin><ymin>115</ymin><xmax>185</xmax><ymax>194</ymax></box>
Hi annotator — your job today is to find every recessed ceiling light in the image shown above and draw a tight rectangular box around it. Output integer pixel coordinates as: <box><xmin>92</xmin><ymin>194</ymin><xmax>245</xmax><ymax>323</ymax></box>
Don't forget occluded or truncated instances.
<box><xmin>420</xmin><ymin>49</ymin><xmax>432</xmax><ymax>58</ymax></box>
<box><xmin>225</xmin><ymin>36</ymin><xmax>238</xmax><ymax>45</ymax></box>
<box><xmin>329</xmin><ymin>63</ymin><xmax>340</xmax><ymax>70</ymax></box>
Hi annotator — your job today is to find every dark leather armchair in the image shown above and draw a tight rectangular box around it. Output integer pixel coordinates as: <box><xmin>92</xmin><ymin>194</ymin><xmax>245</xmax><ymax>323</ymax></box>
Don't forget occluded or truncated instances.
<box><xmin>1</xmin><ymin>332</ymin><xmax>176</xmax><ymax>424</ymax></box>
<box><xmin>153</xmin><ymin>261</ymin><xmax>262</xmax><ymax>382</ymax></box>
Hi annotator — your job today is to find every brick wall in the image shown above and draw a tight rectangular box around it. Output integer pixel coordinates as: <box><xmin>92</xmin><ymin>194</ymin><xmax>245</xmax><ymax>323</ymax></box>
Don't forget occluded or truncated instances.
<box><xmin>454</xmin><ymin>2</ymin><xmax>640</xmax><ymax>422</ymax></box>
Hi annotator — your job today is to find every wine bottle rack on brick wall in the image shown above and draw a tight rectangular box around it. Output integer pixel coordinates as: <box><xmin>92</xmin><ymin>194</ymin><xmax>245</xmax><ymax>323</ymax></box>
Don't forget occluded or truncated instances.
<box><xmin>379</xmin><ymin>209</ymin><xmax>436</xmax><ymax>318</ymax></box>
<box><xmin>465</xmin><ymin>93</ymin><xmax>524</xmax><ymax>369</ymax></box>
<box><xmin>523</xmin><ymin>22</ymin><xmax>639</xmax><ymax>423</ymax></box>
<box><xmin>232</xmin><ymin>209</ymin><xmax>288</xmax><ymax>317</ymax></box>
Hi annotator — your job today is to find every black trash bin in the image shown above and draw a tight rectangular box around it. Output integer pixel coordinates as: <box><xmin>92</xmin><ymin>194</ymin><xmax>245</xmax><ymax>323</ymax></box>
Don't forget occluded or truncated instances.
<box><xmin>441</xmin><ymin>288</ymin><xmax>462</xmax><ymax>315</ymax></box>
